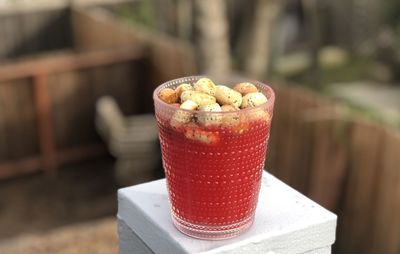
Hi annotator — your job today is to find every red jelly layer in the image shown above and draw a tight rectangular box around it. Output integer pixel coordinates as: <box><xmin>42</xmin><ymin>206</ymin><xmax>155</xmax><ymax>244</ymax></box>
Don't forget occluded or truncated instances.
<box><xmin>157</xmin><ymin>118</ymin><xmax>270</xmax><ymax>226</ymax></box>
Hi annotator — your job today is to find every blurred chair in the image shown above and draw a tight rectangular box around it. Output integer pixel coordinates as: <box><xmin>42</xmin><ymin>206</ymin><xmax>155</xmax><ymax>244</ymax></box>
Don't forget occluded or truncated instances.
<box><xmin>95</xmin><ymin>96</ymin><xmax>160</xmax><ymax>186</ymax></box>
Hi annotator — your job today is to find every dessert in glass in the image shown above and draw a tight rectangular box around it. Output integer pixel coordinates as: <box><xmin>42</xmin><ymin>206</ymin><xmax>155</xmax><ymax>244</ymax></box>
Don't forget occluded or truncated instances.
<box><xmin>153</xmin><ymin>76</ymin><xmax>275</xmax><ymax>240</ymax></box>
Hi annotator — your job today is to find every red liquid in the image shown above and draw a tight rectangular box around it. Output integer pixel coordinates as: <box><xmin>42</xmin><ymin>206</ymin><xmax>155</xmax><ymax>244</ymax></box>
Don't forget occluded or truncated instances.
<box><xmin>157</xmin><ymin>117</ymin><xmax>271</xmax><ymax>227</ymax></box>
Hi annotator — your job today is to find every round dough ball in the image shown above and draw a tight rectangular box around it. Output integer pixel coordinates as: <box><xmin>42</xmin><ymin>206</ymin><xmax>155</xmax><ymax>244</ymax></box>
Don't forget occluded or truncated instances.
<box><xmin>158</xmin><ymin>88</ymin><xmax>178</xmax><ymax>104</ymax></box>
<box><xmin>241</xmin><ymin>92</ymin><xmax>268</xmax><ymax>108</ymax></box>
<box><xmin>193</xmin><ymin>78</ymin><xmax>217</xmax><ymax>96</ymax></box>
<box><xmin>233</xmin><ymin>82</ymin><xmax>258</xmax><ymax>95</ymax></box>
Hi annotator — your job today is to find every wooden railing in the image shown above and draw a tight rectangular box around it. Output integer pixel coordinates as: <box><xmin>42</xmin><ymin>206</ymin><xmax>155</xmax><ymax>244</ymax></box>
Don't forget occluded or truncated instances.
<box><xmin>0</xmin><ymin>46</ymin><xmax>146</xmax><ymax>179</ymax></box>
<box><xmin>0</xmin><ymin>4</ymin><xmax>197</xmax><ymax>180</ymax></box>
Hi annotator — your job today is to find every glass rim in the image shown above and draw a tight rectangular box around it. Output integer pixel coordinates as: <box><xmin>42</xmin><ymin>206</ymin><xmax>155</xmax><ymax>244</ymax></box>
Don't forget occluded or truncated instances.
<box><xmin>153</xmin><ymin>75</ymin><xmax>275</xmax><ymax>114</ymax></box>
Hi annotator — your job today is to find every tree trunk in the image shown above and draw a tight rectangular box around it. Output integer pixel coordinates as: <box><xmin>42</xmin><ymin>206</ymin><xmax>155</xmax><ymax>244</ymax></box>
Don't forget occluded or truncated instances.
<box><xmin>194</xmin><ymin>0</ymin><xmax>231</xmax><ymax>74</ymax></box>
<box><xmin>302</xmin><ymin>0</ymin><xmax>321</xmax><ymax>88</ymax></box>
<box><xmin>245</xmin><ymin>0</ymin><xmax>285</xmax><ymax>79</ymax></box>
<box><xmin>177</xmin><ymin>0</ymin><xmax>192</xmax><ymax>41</ymax></box>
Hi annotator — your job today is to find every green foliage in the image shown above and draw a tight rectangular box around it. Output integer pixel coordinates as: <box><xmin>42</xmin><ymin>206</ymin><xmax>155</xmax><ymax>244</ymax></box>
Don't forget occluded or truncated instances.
<box><xmin>282</xmin><ymin>56</ymin><xmax>373</xmax><ymax>92</ymax></box>
<box><xmin>115</xmin><ymin>1</ymin><xmax>156</xmax><ymax>29</ymax></box>
<box><xmin>319</xmin><ymin>57</ymin><xmax>373</xmax><ymax>90</ymax></box>
<box><xmin>394</xmin><ymin>27</ymin><xmax>400</xmax><ymax>48</ymax></box>
<box><xmin>344</xmin><ymin>102</ymin><xmax>400</xmax><ymax>129</ymax></box>
<box><xmin>382</xmin><ymin>0</ymin><xmax>400</xmax><ymax>27</ymax></box>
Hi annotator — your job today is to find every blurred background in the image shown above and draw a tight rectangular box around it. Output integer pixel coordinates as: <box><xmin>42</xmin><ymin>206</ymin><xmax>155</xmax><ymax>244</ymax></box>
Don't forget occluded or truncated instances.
<box><xmin>0</xmin><ymin>0</ymin><xmax>399</xmax><ymax>253</ymax></box>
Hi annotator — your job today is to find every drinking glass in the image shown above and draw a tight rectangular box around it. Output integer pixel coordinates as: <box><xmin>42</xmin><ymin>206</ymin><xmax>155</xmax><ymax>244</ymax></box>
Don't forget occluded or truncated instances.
<box><xmin>153</xmin><ymin>76</ymin><xmax>275</xmax><ymax>239</ymax></box>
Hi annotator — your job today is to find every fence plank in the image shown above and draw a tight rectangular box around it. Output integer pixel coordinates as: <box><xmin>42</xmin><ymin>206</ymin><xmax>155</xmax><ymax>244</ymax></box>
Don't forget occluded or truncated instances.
<box><xmin>0</xmin><ymin>47</ymin><xmax>145</xmax><ymax>82</ymax></box>
<box><xmin>335</xmin><ymin>121</ymin><xmax>385</xmax><ymax>254</ymax></box>
<box><xmin>392</xmin><ymin>132</ymin><xmax>400</xmax><ymax>254</ymax></box>
<box><xmin>265</xmin><ymin>85</ymin><xmax>281</xmax><ymax>175</ymax></box>
<box><xmin>0</xmin><ymin>83</ymin><xmax>15</xmax><ymax>161</ymax></box>
<box><xmin>49</xmin><ymin>70</ymin><xmax>96</xmax><ymax>149</ymax></box>
<box><xmin>0</xmin><ymin>79</ymin><xmax>38</xmax><ymax>162</ymax></box>
<box><xmin>280</xmin><ymin>87</ymin><xmax>298</xmax><ymax>184</ymax></box>
<box><xmin>15</xmin><ymin>79</ymin><xmax>39</xmax><ymax>158</ymax></box>
<box><xmin>384</xmin><ymin>131</ymin><xmax>400</xmax><ymax>254</ymax></box>
<box><xmin>268</xmin><ymin>85</ymin><xmax>288</xmax><ymax>177</ymax></box>
<box><xmin>92</xmin><ymin>62</ymin><xmax>141</xmax><ymax>113</ymax></box>
<box><xmin>104</xmin><ymin>63</ymin><xmax>140</xmax><ymax>114</ymax></box>
<box><xmin>307</xmin><ymin>117</ymin><xmax>348</xmax><ymax>211</ymax></box>
<box><xmin>291</xmin><ymin>88</ymin><xmax>318</xmax><ymax>193</ymax></box>
<box><xmin>34</xmin><ymin>73</ymin><xmax>58</xmax><ymax>174</ymax></box>
<box><xmin>271</xmin><ymin>86</ymin><xmax>294</xmax><ymax>183</ymax></box>
<box><xmin>371</xmin><ymin>129</ymin><xmax>400</xmax><ymax>254</ymax></box>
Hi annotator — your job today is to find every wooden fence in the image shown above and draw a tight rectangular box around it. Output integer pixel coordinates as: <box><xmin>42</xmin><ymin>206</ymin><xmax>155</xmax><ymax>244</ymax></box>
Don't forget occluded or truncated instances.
<box><xmin>267</xmin><ymin>83</ymin><xmax>400</xmax><ymax>254</ymax></box>
<box><xmin>0</xmin><ymin>46</ymin><xmax>147</xmax><ymax>178</ymax></box>
<box><xmin>0</xmin><ymin>6</ymin><xmax>196</xmax><ymax>179</ymax></box>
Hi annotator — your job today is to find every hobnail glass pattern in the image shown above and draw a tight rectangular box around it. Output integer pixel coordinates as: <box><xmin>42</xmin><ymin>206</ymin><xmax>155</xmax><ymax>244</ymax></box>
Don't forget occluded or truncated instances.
<box><xmin>153</xmin><ymin>76</ymin><xmax>275</xmax><ymax>239</ymax></box>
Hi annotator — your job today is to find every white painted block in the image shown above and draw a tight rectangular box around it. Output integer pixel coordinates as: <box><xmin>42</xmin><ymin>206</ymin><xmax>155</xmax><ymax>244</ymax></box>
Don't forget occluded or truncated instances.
<box><xmin>118</xmin><ymin>219</ymin><xmax>331</xmax><ymax>254</ymax></box>
<box><xmin>118</xmin><ymin>171</ymin><xmax>337</xmax><ymax>254</ymax></box>
<box><xmin>118</xmin><ymin>218</ymin><xmax>154</xmax><ymax>254</ymax></box>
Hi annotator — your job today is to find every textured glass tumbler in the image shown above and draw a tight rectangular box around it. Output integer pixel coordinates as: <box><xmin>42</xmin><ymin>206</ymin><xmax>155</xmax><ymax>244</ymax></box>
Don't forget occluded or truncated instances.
<box><xmin>153</xmin><ymin>76</ymin><xmax>275</xmax><ymax>240</ymax></box>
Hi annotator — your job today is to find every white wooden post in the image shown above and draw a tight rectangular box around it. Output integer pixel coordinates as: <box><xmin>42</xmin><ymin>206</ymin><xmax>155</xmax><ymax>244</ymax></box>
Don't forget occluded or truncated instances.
<box><xmin>117</xmin><ymin>171</ymin><xmax>337</xmax><ymax>254</ymax></box>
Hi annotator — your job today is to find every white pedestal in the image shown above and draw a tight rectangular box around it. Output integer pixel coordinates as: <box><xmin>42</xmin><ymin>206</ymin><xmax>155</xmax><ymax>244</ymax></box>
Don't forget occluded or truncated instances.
<box><xmin>117</xmin><ymin>171</ymin><xmax>337</xmax><ymax>254</ymax></box>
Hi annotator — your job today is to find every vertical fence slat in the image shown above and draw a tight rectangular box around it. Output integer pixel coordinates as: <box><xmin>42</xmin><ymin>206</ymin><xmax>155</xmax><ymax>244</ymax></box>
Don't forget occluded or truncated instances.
<box><xmin>336</xmin><ymin>121</ymin><xmax>385</xmax><ymax>254</ymax></box>
<box><xmin>392</xmin><ymin>132</ymin><xmax>400</xmax><ymax>253</ymax></box>
<box><xmin>287</xmin><ymin>87</ymin><xmax>318</xmax><ymax>192</ymax></box>
<box><xmin>105</xmin><ymin>62</ymin><xmax>139</xmax><ymax>114</ymax></box>
<box><xmin>307</xmin><ymin>117</ymin><xmax>348</xmax><ymax>211</ymax></box>
<box><xmin>277</xmin><ymin>87</ymin><xmax>296</xmax><ymax>183</ymax></box>
<box><xmin>90</xmin><ymin>62</ymin><xmax>141</xmax><ymax>115</ymax></box>
<box><xmin>293</xmin><ymin>89</ymin><xmax>318</xmax><ymax>193</ymax></box>
<box><xmin>49</xmin><ymin>70</ymin><xmax>96</xmax><ymax>150</ymax></box>
<box><xmin>386</xmin><ymin>132</ymin><xmax>400</xmax><ymax>253</ymax></box>
<box><xmin>13</xmin><ymin>78</ymin><xmax>38</xmax><ymax>158</ymax></box>
<box><xmin>0</xmin><ymin>79</ymin><xmax>38</xmax><ymax>161</ymax></box>
<box><xmin>0</xmin><ymin>82</ymin><xmax>15</xmax><ymax>161</ymax></box>
<box><xmin>271</xmin><ymin>85</ymin><xmax>290</xmax><ymax>177</ymax></box>
<box><xmin>34</xmin><ymin>73</ymin><xmax>58</xmax><ymax>175</ymax></box>
<box><xmin>371</xmin><ymin>129</ymin><xmax>400</xmax><ymax>254</ymax></box>
<box><xmin>265</xmin><ymin>85</ymin><xmax>282</xmax><ymax>175</ymax></box>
